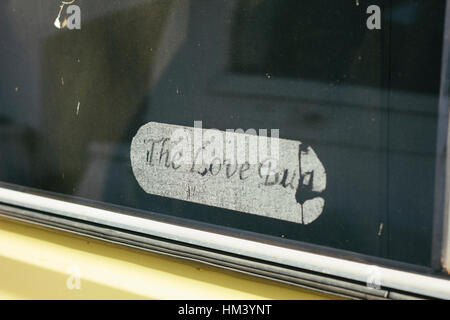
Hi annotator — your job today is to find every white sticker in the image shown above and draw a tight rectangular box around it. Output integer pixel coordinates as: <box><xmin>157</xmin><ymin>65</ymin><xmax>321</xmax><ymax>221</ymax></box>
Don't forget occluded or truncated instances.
<box><xmin>130</xmin><ymin>122</ymin><xmax>327</xmax><ymax>224</ymax></box>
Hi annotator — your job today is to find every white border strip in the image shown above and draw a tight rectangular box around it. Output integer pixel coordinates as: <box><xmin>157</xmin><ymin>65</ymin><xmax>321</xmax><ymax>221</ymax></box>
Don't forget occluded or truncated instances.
<box><xmin>0</xmin><ymin>187</ymin><xmax>449</xmax><ymax>298</ymax></box>
<box><xmin>440</xmin><ymin>0</ymin><xmax>450</xmax><ymax>274</ymax></box>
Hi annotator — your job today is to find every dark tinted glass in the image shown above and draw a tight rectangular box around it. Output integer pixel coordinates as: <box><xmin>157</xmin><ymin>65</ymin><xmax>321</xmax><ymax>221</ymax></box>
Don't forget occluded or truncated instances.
<box><xmin>0</xmin><ymin>0</ymin><xmax>447</xmax><ymax>269</ymax></box>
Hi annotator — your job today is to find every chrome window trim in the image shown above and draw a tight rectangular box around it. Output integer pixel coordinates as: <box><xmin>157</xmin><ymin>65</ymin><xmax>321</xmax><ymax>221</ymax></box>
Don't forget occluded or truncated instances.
<box><xmin>0</xmin><ymin>186</ymin><xmax>449</xmax><ymax>299</ymax></box>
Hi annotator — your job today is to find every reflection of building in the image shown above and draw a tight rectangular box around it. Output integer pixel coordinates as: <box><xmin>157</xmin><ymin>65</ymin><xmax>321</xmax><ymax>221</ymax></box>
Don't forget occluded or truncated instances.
<box><xmin>0</xmin><ymin>0</ymin><xmax>446</xmax><ymax>268</ymax></box>
<box><xmin>231</xmin><ymin>0</ymin><xmax>383</xmax><ymax>86</ymax></box>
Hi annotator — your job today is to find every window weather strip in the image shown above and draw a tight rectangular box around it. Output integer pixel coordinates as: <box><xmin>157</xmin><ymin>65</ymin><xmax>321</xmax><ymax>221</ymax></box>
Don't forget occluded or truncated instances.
<box><xmin>0</xmin><ymin>187</ymin><xmax>449</xmax><ymax>299</ymax></box>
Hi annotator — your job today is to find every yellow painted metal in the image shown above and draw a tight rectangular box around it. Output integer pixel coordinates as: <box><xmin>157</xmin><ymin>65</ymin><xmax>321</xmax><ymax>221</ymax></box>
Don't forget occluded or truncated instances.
<box><xmin>0</xmin><ymin>217</ymin><xmax>340</xmax><ymax>300</ymax></box>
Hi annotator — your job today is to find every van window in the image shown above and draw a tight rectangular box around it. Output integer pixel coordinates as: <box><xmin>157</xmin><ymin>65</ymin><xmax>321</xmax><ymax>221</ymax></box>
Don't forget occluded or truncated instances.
<box><xmin>0</xmin><ymin>0</ymin><xmax>448</xmax><ymax>275</ymax></box>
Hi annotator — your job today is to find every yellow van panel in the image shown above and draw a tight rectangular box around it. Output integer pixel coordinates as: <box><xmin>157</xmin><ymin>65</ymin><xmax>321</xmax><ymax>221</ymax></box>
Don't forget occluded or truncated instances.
<box><xmin>0</xmin><ymin>217</ymin><xmax>340</xmax><ymax>300</ymax></box>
